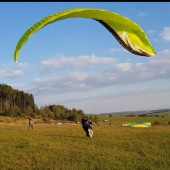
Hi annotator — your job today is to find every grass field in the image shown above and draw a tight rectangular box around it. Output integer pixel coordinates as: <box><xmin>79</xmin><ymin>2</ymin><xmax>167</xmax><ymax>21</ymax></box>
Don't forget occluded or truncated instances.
<box><xmin>0</xmin><ymin>116</ymin><xmax>169</xmax><ymax>170</ymax></box>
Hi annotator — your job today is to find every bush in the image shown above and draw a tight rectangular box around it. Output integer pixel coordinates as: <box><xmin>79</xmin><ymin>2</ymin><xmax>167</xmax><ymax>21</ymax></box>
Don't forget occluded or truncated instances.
<box><xmin>152</xmin><ymin>121</ymin><xmax>161</xmax><ymax>126</ymax></box>
<box><xmin>43</xmin><ymin>117</ymin><xmax>50</xmax><ymax>123</ymax></box>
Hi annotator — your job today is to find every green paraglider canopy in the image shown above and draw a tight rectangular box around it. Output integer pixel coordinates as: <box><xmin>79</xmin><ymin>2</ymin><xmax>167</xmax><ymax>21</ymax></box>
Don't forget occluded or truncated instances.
<box><xmin>14</xmin><ymin>8</ymin><xmax>156</xmax><ymax>62</ymax></box>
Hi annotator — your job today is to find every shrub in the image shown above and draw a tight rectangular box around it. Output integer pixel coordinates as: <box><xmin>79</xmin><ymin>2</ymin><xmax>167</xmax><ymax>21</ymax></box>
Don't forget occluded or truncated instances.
<box><xmin>152</xmin><ymin>121</ymin><xmax>161</xmax><ymax>126</ymax></box>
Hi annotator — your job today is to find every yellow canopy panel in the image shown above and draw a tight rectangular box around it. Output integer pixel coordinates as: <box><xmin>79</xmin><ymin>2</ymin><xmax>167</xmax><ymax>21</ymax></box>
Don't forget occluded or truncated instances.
<box><xmin>122</xmin><ymin>122</ymin><xmax>151</xmax><ymax>128</ymax></box>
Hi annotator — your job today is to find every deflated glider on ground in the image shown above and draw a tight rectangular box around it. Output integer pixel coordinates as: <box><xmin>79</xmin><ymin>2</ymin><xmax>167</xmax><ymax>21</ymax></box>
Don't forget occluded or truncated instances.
<box><xmin>14</xmin><ymin>8</ymin><xmax>156</xmax><ymax>62</ymax></box>
<box><xmin>122</xmin><ymin>122</ymin><xmax>151</xmax><ymax>128</ymax></box>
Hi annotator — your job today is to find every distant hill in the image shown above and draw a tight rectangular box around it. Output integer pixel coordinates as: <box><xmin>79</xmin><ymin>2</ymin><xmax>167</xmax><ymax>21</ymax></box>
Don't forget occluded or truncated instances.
<box><xmin>99</xmin><ymin>109</ymin><xmax>170</xmax><ymax>116</ymax></box>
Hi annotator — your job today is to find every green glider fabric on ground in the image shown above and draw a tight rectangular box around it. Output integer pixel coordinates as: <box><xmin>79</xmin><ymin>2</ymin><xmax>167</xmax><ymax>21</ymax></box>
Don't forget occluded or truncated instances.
<box><xmin>122</xmin><ymin>122</ymin><xmax>152</xmax><ymax>128</ymax></box>
<box><xmin>14</xmin><ymin>8</ymin><xmax>157</xmax><ymax>62</ymax></box>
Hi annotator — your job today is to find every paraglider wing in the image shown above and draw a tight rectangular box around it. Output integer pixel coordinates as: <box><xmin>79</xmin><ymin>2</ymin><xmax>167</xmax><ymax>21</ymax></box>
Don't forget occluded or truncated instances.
<box><xmin>14</xmin><ymin>8</ymin><xmax>156</xmax><ymax>62</ymax></box>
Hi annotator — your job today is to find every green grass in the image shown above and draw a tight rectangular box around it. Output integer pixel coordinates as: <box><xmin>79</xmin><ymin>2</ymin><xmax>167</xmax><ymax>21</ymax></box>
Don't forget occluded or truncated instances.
<box><xmin>98</xmin><ymin>115</ymin><xmax>170</xmax><ymax>125</ymax></box>
<box><xmin>0</xmin><ymin>116</ymin><xmax>169</xmax><ymax>170</ymax></box>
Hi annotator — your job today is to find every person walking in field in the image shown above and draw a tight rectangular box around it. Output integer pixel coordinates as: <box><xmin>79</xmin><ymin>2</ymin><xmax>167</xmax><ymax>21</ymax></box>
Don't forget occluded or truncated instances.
<box><xmin>28</xmin><ymin>117</ymin><xmax>34</xmax><ymax>130</ymax></box>
<box><xmin>81</xmin><ymin>117</ymin><xmax>93</xmax><ymax>139</ymax></box>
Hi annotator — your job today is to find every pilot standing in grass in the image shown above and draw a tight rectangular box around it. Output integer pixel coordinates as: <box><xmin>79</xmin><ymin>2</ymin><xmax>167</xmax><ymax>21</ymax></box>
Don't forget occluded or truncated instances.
<box><xmin>28</xmin><ymin>117</ymin><xmax>34</xmax><ymax>130</ymax></box>
<box><xmin>81</xmin><ymin>117</ymin><xmax>93</xmax><ymax>139</ymax></box>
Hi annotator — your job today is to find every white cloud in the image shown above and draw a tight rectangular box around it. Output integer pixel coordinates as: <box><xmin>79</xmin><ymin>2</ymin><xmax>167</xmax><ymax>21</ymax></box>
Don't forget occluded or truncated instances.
<box><xmin>39</xmin><ymin>87</ymin><xmax>170</xmax><ymax>114</ymax></box>
<box><xmin>18</xmin><ymin>50</ymin><xmax>170</xmax><ymax>113</ymax></box>
<box><xmin>0</xmin><ymin>69</ymin><xmax>23</xmax><ymax>78</ymax></box>
<box><xmin>17</xmin><ymin>62</ymin><xmax>29</xmax><ymax>68</ymax></box>
<box><xmin>67</xmin><ymin>72</ymin><xmax>88</xmax><ymax>81</ymax></box>
<box><xmin>0</xmin><ymin>62</ymin><xmax>29</xmax><ymax>79</ymax></box>
<box><xmin>160</xmin><ymin>27</ymin><xmax>170</xmax><ymax>41</ymax></box>
<box><xmin>1</xmin><ymin>62</ymin><xmax>29</xmax><ymax>69</ymax></box>
<box><xmin>32</xmin><ymin>72</ymin><xmax>90</xmax><ymax>96</ymax></box>
<box><xmin>115</xmin><ymin>63</ymin><xmax>132</xmax><ymax>72</ymax></box>
<box><xmin>151</xmin><ymin>49</ymin><xmax>170</xmax><ymax>64</ymax></box>
<box><xmin>8</xmin><ymin>83</ymin><xmax>27</xmax><ymax>91</ymax></box>
<box><xmin>137</xmin><ymin>12</ymin><xmax>146</xmax><ymax>17</ymax></box>
<box><xmin>28</xmin><ymin>49</ymin><xmax>170</xmax><ymax>98</ymax></box>
<box><xmin>110</xmin><ymin>48</ymin><xmax>127</xmax><ymax>53</ymax></box>
<box><xmin>148</xmin><ymin>30</ymin><xmax>156</xmax><ymax>34</ymax></box>
<box><xmin>40</xmin><ymin>54</ymin><xmax>116</xmax><ymax>72</ymax></box>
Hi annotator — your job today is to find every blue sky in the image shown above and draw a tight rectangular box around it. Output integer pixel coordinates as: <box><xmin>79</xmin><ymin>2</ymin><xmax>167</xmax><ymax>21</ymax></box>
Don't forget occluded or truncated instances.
<box><xmin>0</xmin><ymin>2</ymin><xmax>170</xmax><ymax>114</ymax></box>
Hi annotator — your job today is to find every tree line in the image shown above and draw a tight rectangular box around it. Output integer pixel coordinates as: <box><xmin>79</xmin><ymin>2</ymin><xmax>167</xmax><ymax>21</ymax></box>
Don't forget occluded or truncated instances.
<box><xmin>0</xmin><ymin>84</ymin><xmax>35</xmax><ymax>117</ymax></box>
<box><xmin>0</xmin><ymin>84</ymin><xmax>98</xmax><ymax>122</ymax></box>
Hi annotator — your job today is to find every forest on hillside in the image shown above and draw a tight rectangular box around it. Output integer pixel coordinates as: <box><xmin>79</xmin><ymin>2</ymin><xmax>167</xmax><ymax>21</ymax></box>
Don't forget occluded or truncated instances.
<box><xmin>0</xmin><ymin>84</ymin><xmax>35</xmax><ymax>117</ymax></box>
<box><xmin>0</xmin><ymin>84</ymin><xmax>93</xmax><ymax>122</ymax></box>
